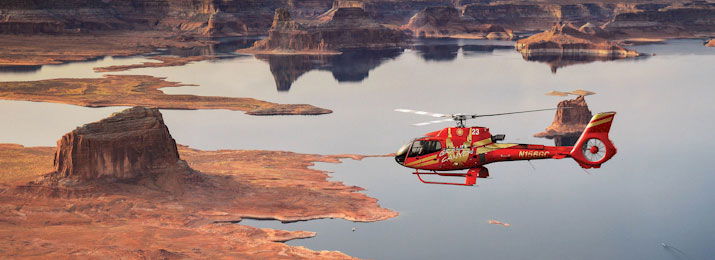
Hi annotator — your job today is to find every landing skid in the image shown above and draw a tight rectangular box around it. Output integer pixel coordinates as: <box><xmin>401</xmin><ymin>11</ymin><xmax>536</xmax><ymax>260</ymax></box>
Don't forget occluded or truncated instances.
<box><xmin>412</xmin><ymin>167</ymin><xmax>489</xmax><ymax>186</ymax></box>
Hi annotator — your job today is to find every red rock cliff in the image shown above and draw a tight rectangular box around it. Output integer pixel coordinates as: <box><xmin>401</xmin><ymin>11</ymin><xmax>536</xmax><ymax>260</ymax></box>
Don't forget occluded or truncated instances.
<box><xmin>53</xmin><ymin>106</ymin><xmax>184</xmax><ymax>181</ymax></box>
<box><xmin>402</xmin><ymin>6</ymin><xmax>513</xmax><ymax>39</ymax></box>
<box><xmin>246</xmin><ymin>7</ymin><xmax>409</xmax><ymax>54</ymax></box>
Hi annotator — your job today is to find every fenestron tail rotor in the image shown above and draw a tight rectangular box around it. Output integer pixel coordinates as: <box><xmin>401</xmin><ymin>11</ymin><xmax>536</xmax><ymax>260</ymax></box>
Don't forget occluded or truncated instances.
<box><xmin>395</xmin><ymin>108</ymin><xmax>560</xmax><ymax>127</ymax></box>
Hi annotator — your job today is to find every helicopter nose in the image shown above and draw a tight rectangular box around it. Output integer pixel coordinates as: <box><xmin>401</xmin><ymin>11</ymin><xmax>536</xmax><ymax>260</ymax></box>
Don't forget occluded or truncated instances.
<box><xmin>394</xmin><ymin>155</ymin><xmax>405</xmax><ymax>165</ymax></box>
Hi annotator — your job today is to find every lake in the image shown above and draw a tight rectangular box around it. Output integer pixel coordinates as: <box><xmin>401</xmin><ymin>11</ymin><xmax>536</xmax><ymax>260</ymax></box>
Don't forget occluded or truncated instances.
<box><xmin>1</xmin><ymin>38</ymin><xmax>714</xmax><ymax>260</ymax></box>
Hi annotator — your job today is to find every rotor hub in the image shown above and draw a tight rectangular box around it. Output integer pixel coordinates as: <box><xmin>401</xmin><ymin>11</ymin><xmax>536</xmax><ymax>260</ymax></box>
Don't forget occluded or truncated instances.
<box><xmin>589</xmin><ymin>146</ymin><xmax>599</xmax><ymax>154</ymax></box>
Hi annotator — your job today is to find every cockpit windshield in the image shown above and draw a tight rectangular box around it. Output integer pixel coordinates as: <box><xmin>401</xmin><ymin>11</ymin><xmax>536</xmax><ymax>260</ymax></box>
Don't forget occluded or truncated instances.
<box><xmin>395</xmin><ymin>140</ymin><xmax>442</xmax><ymax>161</ymax></box>
<box><xmin>409</xmin><ymin>140</ymin><xmax>442</xmax><ymax>157</ymax></box>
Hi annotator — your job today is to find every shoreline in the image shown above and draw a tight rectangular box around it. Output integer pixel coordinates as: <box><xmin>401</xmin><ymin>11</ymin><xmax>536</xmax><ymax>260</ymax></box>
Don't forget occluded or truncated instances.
<box><xmin>0</xmin><ymin>143</ymin><xmax>396</xmax><ymax>259</ymax></box>
<box><xmin>0</xmin><ymin>75</ymin><xmax>332</xmax><ymax>115</ymax></box>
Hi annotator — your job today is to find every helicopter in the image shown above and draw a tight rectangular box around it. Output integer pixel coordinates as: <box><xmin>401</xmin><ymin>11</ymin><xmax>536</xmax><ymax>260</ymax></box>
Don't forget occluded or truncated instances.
<box><xmin>394</xmin><ymin>108</ymin><xmax>617</xmax><ymax>186</ymax></box>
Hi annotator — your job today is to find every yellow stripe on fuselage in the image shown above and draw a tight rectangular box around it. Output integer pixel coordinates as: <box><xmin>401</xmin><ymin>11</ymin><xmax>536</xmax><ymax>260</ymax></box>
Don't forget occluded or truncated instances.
<box><xmin>405</xmin><ymin>154</ymin><xmax>438</xmax><ymax>166</ymax></box>
<box><xmin>591</xmin><ymin>112</ymin><xmax>615</xmax><ymax>121</ymax></box>
<box><xmin>413</xmin><ymin>159</ymin><xmax>440</xmax><ymax>168</ymax></box>
<box><xmin>587</xmin><ymin>116</ymin><xmax>613</xmax><ymax>128</ymax></box>
<box><xmin>472</xmin><ymin>137</ymin><xmax>492</xmax><ymax>147</ymax></box>
<box><xmin>475</xmin><ymin>143</ymin><xmax>519</xmax><ymax>154</ymax></box>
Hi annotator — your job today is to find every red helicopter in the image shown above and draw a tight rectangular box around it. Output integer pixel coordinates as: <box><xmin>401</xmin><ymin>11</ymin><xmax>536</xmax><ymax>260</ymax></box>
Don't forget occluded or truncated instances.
<box><xmin>394</xmin><ymin>108</ymin><xmax>617</xmax><ymax>186</ymax></box>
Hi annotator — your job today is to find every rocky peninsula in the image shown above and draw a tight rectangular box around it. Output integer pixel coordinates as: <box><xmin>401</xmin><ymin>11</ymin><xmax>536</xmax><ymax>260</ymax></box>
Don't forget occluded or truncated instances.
<box><xmin>535</xmin><ymin>95</ymin><xmax>593</xmax><ymax>146</ymax></box>
<box><xmin>93</xmin><ymin>56</ymin><xmax>215</xmax><ymax>72</ymax></box>
<box><xmin>0</xmin><ymin>75</ymin><xmax>331</xmax><ymax>115</ymax></box>
<box><xmin>242</xmin><ymin>7</ymin><xmax>409</xmax><ymax>54</ymax></box>
<box><xmin>0</xmin><ymin>107</ymin><xmax>396</xmax><ymax>259</ymax></box>
<box><xmin>402</xmin><ymin>6</ymin><xmax>513</xmax><ymax>40</ymax></box>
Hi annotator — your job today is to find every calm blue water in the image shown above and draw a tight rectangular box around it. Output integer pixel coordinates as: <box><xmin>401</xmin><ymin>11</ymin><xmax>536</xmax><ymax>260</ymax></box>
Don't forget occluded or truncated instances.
<box><xmin>1</xmin><ymin>38</ymin><xmax>714</xmax><ymax>260</ymax></box>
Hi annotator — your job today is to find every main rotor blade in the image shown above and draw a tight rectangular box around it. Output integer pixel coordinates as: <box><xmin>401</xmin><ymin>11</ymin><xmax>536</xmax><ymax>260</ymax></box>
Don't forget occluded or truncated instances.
<box><xmin>412</xmin><ymin>118</ymin><xmax>454</xmax><ymax>126</ymax></box>
<box><xmin>394</xmin><ymin>109</ymin><xmax>448</xmax><ymax>118</ymax></box>
<box><xmin>470</xmin><ymin>108</ymin><xmax>557</xmax><ymax>118</ymax></box>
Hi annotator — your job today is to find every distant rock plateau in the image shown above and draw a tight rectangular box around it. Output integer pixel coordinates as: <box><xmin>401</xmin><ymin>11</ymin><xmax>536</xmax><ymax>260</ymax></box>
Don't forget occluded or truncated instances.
<box><xmin>402</xmin><ymin>6</ymin><xmax>513</xmax><ymax>39</ymax></box>
<box><xmin>243</xmin><ymin>7</ymin><xmax>409</xmax><ymax>54</ymax></box>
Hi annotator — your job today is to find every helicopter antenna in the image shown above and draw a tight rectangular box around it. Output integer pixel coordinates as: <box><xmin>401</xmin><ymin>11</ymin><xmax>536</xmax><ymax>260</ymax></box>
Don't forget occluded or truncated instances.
<box><xmin>395</xmin><ymin>107</ymin><xmax>561</xmax><ymax>127</ymax></box>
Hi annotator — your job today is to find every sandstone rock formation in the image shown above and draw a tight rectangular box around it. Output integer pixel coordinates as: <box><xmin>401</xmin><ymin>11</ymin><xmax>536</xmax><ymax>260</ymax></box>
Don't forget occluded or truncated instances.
<box><xmin>0</xmin><ymin>0</ymin><xmax>287</xmax><ymax>36</ymax></box>
<box><xmin>243</xmin><ymin>7</ymin><xmax>409</xmax><ymax>54</ymax></box>
<box><xmin>516</xmin><ymin>23</ymin><xmax>641</xmax><ymax>57</ymax></box>
<box><xmin>53</xmin><ymin>106</ymin><xmax>185</xmax><ymax>181</ymax></box>
<box><xmin>462</xmin><ymin>3</ymin><xmax>618</xmax><ymax>32</ymax></box>
<box><xmin>535</xmin><ymin>95</ymin><xmax>593</xmax><ymax>146</ymax></box>
<box><xmin>578</xmin><ymin>22</ymin><xmax>613</xmax><ymax>38</ymax></box>
<box><xmin>604</xmin><ymin>2</ymin><xmax>715</xmax><ymax>39</ymax></box>
<box><xmin>707</xmin><ymin>39</ymin><xmax>715</xmax><ymax>47</ymax></box>
<box><xmin>2</xmin><ymin>0</ymin><xmax>713</xmax><ymax>40</ymax></box>
<box><xmin>402</xmin><ymin>6</ymin><xmax>513</xmax><ymax>39</ymax></box>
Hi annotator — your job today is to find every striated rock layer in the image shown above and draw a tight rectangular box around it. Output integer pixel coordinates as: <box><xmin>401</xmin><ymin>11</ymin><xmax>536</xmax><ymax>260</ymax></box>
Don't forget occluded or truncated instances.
<box><xmin>535</xmin><ymin>95</ymin><xmax>593</xmax><ymax>146</ymax></box>
<box><xmin>402</xmin><ymin>6</ymin><xmax>513</xmax><ymax>39</ymax></box>
<box><xmin>53</xmin><ymin>107</ymin><xmax>183</xmax><ymax>181</ymax></box>
<box><xmin>516</xmin><ymin>23</ymin><xmax>641</xmax><ymax>57</ymax></box>
<box><xmin>243</xmin><ymin>7</ymin><xmax>409</xmax><ymax>54</ymax></box>
<box><xmin>604</xmin><ymin>2</ymin><xmax>715</xmax><ymax>38</ymax></box>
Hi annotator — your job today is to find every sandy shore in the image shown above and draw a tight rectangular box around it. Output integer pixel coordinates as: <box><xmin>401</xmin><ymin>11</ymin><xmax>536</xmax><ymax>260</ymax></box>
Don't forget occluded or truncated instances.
<box><xmin>93</xmin><ymin>56</ymin><xmax>216</xmax><ymax>72</ymax></box>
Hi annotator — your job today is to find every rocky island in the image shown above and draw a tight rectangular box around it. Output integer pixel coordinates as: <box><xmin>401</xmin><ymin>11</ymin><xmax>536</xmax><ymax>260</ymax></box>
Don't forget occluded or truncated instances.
<box><xmin>534</xmin><ymin>95</ymin><xmax>593</xmax><ymax>146</ymax></box>
<box><xmin>517</xmin><ymin>23</ymin><xmax>641</xmax><ymax>58</ymax></box>
<box><xmin>402</xmin><ymin>6</ymin><xmax>513</xmax><ymax>40</ymax></box>
<box><xmin>516</xmin><ymin>22</ymin><xmax>643</xmax><ymax>72</ymax></box>
<box><xmin>0</xmin><ymin>107</ymin><xmax>396</xmax><ymax>258</ymax></box>
<box><xmin>241</xmin><ymin>7</ymin><xmax>409</xmax><ymax>54</ymax></box>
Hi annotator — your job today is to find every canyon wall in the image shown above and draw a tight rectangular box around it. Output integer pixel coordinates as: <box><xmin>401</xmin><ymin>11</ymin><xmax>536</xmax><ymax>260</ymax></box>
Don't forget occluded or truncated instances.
<box><xmin>246</xmin><ymin>7</ymin><xmax>409</xmax><ymax>53</ymax></box>
<box><xmin>1</xmin><ymin>0</ymin><xmax>713</xmax><ymax>37</ymax></box>
<box><xmin>604</xmin><ymin>3</ymin><xmax>715</xmax><ymax>37</ymax></box>
<box><xmin>402</xmin><ymin>6</ymin><xmax>513</xmax><ymax>39</ymax></box>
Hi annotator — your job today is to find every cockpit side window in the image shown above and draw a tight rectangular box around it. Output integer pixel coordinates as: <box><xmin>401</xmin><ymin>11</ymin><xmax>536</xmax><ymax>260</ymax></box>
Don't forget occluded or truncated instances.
<box><xmin>408</xmin><ymin>140</ymin><xmax>442</xmax><ymax>157</ymax></box>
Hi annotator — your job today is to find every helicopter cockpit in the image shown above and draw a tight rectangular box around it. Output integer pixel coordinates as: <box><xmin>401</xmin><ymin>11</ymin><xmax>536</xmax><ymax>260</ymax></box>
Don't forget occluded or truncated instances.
<box><xmin>395</xmin><ymin>139</ymin><xmax>442</xmax><ymax>165</ymax></box>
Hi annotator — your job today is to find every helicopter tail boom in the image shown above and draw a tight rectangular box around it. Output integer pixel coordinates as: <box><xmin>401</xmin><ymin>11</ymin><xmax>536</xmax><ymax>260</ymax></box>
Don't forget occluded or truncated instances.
<box><xmin>570</xmin><ymin>112</ymin><xmax>617</xmax><ymax>168</ymax></box>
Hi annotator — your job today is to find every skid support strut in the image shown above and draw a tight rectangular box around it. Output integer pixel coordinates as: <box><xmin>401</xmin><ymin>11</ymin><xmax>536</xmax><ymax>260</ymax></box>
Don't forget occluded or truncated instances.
<box><xmin>412</xmin><ymin>167</ymin><xmax>489</xmax><ymax>186</ymax></box>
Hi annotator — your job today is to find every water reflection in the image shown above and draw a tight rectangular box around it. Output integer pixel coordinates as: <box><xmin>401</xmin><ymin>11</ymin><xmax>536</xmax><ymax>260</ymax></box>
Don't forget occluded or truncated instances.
<box><xmin>520</xmin><ymin>54</ymin><xmax>650</xmax><ymax>73</ymax></box>
<box><xmin>0</xmin><ymin>65</ymin><xmax>42</xmax><ymax>73</ymax></box>
<box><xmin>413</xmin><ymin>44</ymin><xmax>461</xmax><ymax>61</ymax></box>
<box><xmin>160</xmin><ymin>37</ymin><xmax>261</xmax><ymax>57</ymax></box>
<box><xmin>255</xmin><ymin>48</ymin><xmax>404</xmax><ymax>91</ymax></box>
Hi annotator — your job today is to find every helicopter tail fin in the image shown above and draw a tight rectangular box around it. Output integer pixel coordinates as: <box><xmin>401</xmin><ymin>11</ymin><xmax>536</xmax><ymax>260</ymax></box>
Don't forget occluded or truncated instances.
<box><xmin>570</xmin><ymin>112</ymin><xmax>617</xmax><ymax>169</ymax></box>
